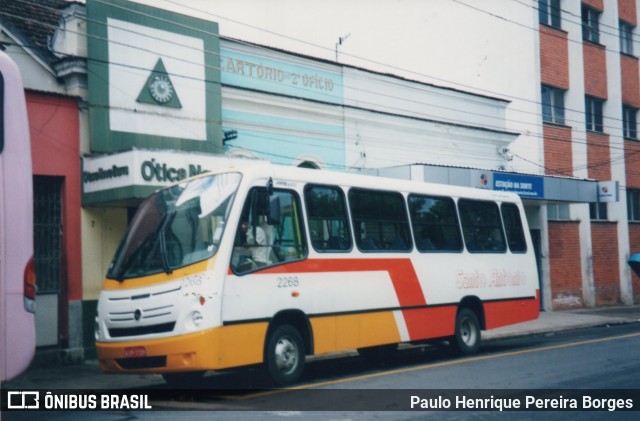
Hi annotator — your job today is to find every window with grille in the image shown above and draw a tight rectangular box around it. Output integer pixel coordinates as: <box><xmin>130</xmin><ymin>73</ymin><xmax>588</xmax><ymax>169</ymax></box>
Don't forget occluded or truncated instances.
<box><xmin>33</xmin><ymin>176</ymin><xmax>63</xmax><ymax>294</ymax></box>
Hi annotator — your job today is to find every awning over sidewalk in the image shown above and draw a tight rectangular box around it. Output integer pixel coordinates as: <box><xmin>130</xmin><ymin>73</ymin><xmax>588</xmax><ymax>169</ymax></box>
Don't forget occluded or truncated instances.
<box><xmin>363</xmin><ymin>163</ymin><xmax>606</xmax><ymax>204</ymax></box>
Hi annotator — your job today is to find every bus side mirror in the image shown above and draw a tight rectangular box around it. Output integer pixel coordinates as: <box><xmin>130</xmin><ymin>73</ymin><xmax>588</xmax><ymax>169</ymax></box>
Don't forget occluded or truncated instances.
<box><xmin>266</xmin><ymin>177</ymin><xmax>273</xmax><ymax>196</ymax></box>
<box><xmin>267</xmin><ymin>196</ymin><xmax>280</xmax><ymax>225</ymax></box>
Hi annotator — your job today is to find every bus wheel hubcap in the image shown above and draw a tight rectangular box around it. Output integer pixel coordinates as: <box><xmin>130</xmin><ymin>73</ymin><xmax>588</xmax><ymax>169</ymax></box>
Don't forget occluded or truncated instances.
<box><xmin>460</xmin><ymin>319</ymin><xmax>476</xmax><ymax>345</ymax></box>
<box><xmin>275</xmin><ymin>337</ymin><xmax>298</xmax><ymax>373</ymax></box>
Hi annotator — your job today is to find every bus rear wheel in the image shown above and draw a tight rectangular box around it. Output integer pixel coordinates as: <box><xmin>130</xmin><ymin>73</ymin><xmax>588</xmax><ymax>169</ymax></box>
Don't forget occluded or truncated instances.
<box><xmin>453</xmin><ymin>308</ymin><xmax>481</xmax><ymax>356</ymax></box>
<box><xmin>265</xmin><ymin>324</ymin><xmax>305</xmax><ymax>386</ymax></box>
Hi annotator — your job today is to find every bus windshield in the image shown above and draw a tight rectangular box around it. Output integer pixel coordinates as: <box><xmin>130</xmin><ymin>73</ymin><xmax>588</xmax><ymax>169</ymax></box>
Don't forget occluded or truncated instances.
<box><xmin>107</xmin><ymin>172</ymin><xmax>242</xmax><ymax>281</ymax></box>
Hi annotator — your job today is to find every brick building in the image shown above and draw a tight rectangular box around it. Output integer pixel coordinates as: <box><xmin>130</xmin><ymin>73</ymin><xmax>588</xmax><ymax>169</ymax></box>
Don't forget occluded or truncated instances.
<box><xmin>539</xmin><ymin>0</ymin><xmax>639</xmax><ymax>308</ymax></box>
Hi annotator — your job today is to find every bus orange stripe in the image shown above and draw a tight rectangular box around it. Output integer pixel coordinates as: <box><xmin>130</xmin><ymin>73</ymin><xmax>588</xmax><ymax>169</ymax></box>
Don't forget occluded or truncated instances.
<box><xmin>253</xmin><ymin>258</ymin><xmax>428</xmax><ymax>339</ymax></box>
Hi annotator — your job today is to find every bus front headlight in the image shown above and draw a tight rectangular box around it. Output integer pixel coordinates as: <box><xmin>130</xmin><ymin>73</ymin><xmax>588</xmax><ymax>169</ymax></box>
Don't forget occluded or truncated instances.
<box><xmin>192</xmin><ymin>311</ymin><xmax>203</xmax><ymax>327</ymax></box>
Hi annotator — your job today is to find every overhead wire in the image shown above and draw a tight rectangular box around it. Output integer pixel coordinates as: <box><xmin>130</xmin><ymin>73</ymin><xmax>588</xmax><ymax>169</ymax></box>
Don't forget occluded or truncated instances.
<box><xmin>2</xmin><ymin>0</ymin><xmax>639</xmax><ymax>175</ymax></box>
<box><xmin>4</xmin><ymin>0</ymin><xmax>633</xmax><ymax>137</ymax></box>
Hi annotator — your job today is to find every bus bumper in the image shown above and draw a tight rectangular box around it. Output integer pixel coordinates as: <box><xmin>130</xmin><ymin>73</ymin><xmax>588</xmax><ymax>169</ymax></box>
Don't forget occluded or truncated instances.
<box><xmin>96</xmin><ymin>323</ymin><xmax>268</xmax><ymax>374</ymax></box>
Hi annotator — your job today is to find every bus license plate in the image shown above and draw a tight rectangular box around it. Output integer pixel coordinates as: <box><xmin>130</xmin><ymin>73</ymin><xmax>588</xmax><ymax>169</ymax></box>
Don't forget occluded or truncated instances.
<box><xmin>124</xmin><ymin>346</ymin><xmax>146</xmax><ymax>358</ymax></box>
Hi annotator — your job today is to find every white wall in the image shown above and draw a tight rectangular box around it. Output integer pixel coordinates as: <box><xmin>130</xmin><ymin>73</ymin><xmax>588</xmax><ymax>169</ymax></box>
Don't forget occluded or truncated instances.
<box><xmin>135</xmin><ymin>0</ymin><xmax>543</xmax><ymax>173</ymax></box>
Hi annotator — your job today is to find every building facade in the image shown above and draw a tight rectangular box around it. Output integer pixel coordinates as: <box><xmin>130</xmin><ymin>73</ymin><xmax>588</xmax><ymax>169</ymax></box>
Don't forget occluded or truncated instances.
<box><xmin>1</xmin><ymin>0</ymin><xmax>638</xmax><ymax>362</ymax></box>
<box><xmin>1</xmin><ymin>0</ymin><xmax>84</xmax><ymax>361</ymax></box>
<box><xmin>538</xmin><ymin>0</ymin><xmax>640</xmax><ymax>308</ymax></box>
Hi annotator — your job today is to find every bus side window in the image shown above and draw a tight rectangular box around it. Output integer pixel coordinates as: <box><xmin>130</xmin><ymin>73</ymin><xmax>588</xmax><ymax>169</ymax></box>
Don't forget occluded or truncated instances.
<box><xmin>408</xmin><ymin>194</ymin><xmax>463</xmax><ymax>252</ymax></box>
<box><xmin>304</xmin><ymin>184</ymin><xmax>352</xmax><ymax>252</ymax></box>
<box><xmin>458</xmin><ymin>199</ymin><xmax>507</xmax><ymax>253</ymax></box>
<box><xmin>501</xmin><ymin>203</ymin><xmax>527</xmax><ymax>253</ymax></box>
<box><xmin>231</xmin><ymin>188</ymin><xmax>307</xmax><ymax>273</ymax></box>
<box><xmin>348</xmin><ymin>188</ymin><xmax>412</xmax><ymax>252</ymax></box>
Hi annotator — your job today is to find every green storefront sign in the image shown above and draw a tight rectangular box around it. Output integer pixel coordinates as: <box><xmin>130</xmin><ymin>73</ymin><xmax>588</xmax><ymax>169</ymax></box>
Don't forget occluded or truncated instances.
<box><xmin>86</xmin><ymin>0</ymin><xmax>222</xmax><ymax>153</ymax></box>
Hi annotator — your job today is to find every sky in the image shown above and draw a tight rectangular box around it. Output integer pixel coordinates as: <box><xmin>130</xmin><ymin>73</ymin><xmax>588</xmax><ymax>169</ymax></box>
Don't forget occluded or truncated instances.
<box><xmin>122</xmin><ymin>0</ymin><xmax>543</xmax><ymax>172</ymax></box>
<box><xmin>130</xmin><ymin>0</ymin><xmax>540</xmax><ymax>99</ymax></box>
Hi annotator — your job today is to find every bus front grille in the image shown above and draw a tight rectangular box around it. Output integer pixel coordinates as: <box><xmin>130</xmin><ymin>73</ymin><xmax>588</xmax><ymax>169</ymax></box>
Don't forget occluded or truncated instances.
<box><xmin>108</xmin><ymin>322</ymin><xmax>175</xmax><ymax>338</ymax></box>
<box><xmin>115</xmin><ymin>356</ymin><xmax>167</xmax><ymax>370</ymax></box>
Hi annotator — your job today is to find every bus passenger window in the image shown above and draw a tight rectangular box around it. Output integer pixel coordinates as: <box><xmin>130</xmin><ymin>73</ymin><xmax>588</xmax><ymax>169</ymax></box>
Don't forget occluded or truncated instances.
<box><xmin>348</xmin><ymin>189</ymin><xmax>411</xmax><ymax>252</ymax></box>
<box><xmin>408</xmin><ymin>194</ymin><xmax>463</xmax><ymax>252</ymax></box>
<box><xmin>231</xmin><ymin>188</ymin><xmax>307</xmax><ymax>273</ymax></box>
<box><xmin>304</xmin><ymin>185</ymin><xmax>352</xmax><ymax>252</ymax></box>
<box><xmin>458</xmin><ymin>199</ymin><xmax>506</xmax><ymax>253</ymax></box>
<box><xmin>501</xmin><ymin>203</ymin><xmax>527</xmax><ymax>252</ymax></box>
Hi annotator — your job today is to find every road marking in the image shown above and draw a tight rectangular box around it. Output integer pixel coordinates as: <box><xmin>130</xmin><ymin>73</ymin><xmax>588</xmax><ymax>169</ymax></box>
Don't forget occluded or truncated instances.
<box><xmin>235</xmin><ymin>331</ymin><xmax>640</xmax><ymax>400</ymax></box>
<box><xmin>150</xmin><ymin>330</ymin><xmax>640</xmax><ymax>409</ymax></box>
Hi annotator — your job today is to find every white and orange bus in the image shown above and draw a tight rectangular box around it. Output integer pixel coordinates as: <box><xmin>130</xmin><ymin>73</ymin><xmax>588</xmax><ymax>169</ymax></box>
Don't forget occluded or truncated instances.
<box><xmin>0</xmin><ymin>51</ymin><xmax>36</xmax><ymax>383</ymax></box>
<box><xmin>96</xmin><ymin>163</ymin><xmax>539</xmax><ymax>385</ymax></box>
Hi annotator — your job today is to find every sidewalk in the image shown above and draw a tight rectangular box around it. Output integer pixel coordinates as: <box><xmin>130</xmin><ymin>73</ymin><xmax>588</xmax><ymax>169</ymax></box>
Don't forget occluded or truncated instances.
<box><xmin>482</xmin><ymin>303</ymin><xmax>640</xmax><ymax>340</ymax></box>
<box><xmin>3</xmin><ymin>304</ymin><xmax>640</xmax><ymax>390</ymax></box>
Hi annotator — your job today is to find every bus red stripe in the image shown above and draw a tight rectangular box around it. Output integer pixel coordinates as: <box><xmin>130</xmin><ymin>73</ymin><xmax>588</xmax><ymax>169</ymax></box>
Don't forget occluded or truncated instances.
<box><xmin>257</xmin><ymin>258</ymin><xmax>426</xmax><ymax>308</ymax></box>
<box><xmin>254</xmin><ymin>258</ymin><xmax>427</xmax><ymax>339</ymax></box>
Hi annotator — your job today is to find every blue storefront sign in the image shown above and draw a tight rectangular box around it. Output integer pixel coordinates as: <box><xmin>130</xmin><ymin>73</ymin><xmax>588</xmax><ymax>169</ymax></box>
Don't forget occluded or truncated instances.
<box><xmin>493</xmin><ymin>172</ymin><xmax>544</xmax><ymax>198</ymax></box>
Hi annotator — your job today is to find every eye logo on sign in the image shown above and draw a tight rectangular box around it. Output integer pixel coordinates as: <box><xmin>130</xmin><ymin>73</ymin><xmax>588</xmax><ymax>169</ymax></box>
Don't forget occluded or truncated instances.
<box><xmin>137</xmin><ymin>58</ymin><xmax>182</xmax><ymax>108</ymax></box>
<box><xmin>149</xmin><ymin>75</ymin><xmax>173</xmax><ymax>103</ymax></box>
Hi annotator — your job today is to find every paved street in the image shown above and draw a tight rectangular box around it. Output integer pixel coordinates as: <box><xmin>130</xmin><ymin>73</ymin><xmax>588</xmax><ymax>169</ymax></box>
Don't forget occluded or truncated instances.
<box><xmin>3</xmin><ymin>321</ymin><xmax>640</xmax><ymax>419</ymax></box>
<box><xmin>4</xmin><ymin>304</ymin><xmax>640</xmax><ymax>391</ymax></box>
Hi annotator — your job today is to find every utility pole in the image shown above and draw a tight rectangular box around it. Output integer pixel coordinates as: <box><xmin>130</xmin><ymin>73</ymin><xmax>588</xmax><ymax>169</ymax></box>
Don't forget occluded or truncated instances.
<box><xmin>335</xmin><ymin>33</ymin><xmax>350</xmax><ymax>62</ymax></box>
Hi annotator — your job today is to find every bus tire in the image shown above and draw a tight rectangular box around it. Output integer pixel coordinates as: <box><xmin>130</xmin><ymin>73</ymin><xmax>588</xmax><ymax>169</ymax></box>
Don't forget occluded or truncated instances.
<box><xmin>453</xmin><ymin>308</ymin><xmax>481</xmax><ymax>356</ymax></box>
<box><xmin>265</xmin><ymin>324</ymin><xmax>305</xmax><ymax>386</ymax></box>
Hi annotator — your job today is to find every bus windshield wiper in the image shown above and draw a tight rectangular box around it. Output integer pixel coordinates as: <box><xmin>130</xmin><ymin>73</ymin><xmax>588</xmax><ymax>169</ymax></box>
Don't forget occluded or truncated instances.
<box><xmin>158</xmin><ymin>211</ymin><xmax>177</xmax><ymax>275</ymax></box>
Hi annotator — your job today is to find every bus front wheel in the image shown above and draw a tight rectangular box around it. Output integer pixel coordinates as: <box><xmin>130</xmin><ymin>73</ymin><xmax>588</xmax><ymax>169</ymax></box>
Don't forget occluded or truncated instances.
<box><xmin>453</xmin><ymin>308</ymin><xmax>481</xmax><ymax>356</ymax></box>
<box><xmin>265</xmin><ymin>324</ymin><xmax>305</xmax><ymax>385</ymax></box>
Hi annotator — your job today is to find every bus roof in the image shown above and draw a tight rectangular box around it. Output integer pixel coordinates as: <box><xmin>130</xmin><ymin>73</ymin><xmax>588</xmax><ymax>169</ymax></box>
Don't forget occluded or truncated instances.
<box><xmin>195</xmin><ymin>161</ymin><xmax>523</xmax><ymax>205</ymax></box>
